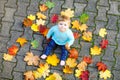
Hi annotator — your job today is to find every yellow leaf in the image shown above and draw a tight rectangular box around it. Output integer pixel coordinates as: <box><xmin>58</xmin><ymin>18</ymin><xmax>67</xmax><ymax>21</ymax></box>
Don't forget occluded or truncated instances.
<box><xmin>31</xmin><ymin>24</ymin><xmax>39</xmax><ymax>32</ymax></box>
<box><xmin>53</xmin><ymin>73</ymin><xmax>62</xmax><ymax>80</ymax></box>
<box><xmin>36</xmin><ymin>19</ymin><xmax>45</xmax><ymax>26</ymax></box>
<box><xmin>16</xmin><ymin>37</ymin><xmax>27</xmax><ymax>46</ymax></box>
<box><xmin>27</xmin><ymin>14</ymin><xmax>36</xmax><ymax>21</ymax></box>
<box><xmin>46</xmin><ymin>54</ymin><xmax>60</xmax><ymax>66</ymax></box>
<box><xmin>33</xmin><ymin>71</ymin><xmax>42</xmax><ymax>79</ymax></box>
<box><xmin>66</xmin><ymin>58</ymin><xmax>77</xmax><ymax>68</ymax></box>
<box><xmin>90</xmin><ymin>46</ymin><xmax>101</xmax><ymax>55</ymax></box>
<box><xmin>24</xmin><ymin>52</ymin><xmax>40</xmax><ymax>66</ymax></box>
<box><xmin>77</xmin><ymin>61</ymin><xmax>87</xmax><ymax>71</ymax></box>
<box><xmin>79</xmin><ymin>24</ymin><xmax>88</xmax><ymax>32</ymax></box>
<box><xmin>24</xmin><ymin>71</ymin><xmax>35</xmax><ymax>80</ymax></box>
<box><xmin>63</xmin><ymin>66</ymin><xmax>73</xmax><ymax>74</ymax></box>
<box><xmin>39</xmin><ymin>4</ymin><xmax>48</xmax><ymax>12</ymax></box>
<box><xmin>99</xmin><ymin>69</ymin><xmax>111</xmax><ymax>80</ymax></box>
<box><xmin>61</xmin><ymin>8</ymin><xmax>74</xmax><ymax>18</ymax></box>
<box><xmin>46</xmin><ymin>74</ymin><xmax>56</xmax><ymax>80</ymax></box>
<box><xmin>75</xmin><ymin>69</ymin><xmax>82</xmax><ymax>77</ymax></box>
<box><xmin>71</xmin><ymin>20</ymin><xmax>80</xmax><ymax>30</ymax></box>
<box><xmin>36</xmin><ymin>12</ymin><xmax>47</xmax><ymax>19</ymax></box>
<box><xmin>3</xmin><ymin>53</ymin><xmax>14</xmax><ymax>61</ymax></box>
<box><xmin>82</xmin><ymin>31</ymin><xmax>92</xmax><ymax>42</ymax></box>
<box><xmin>99</xmin><ymin>28</ymin><xmax>107</xmax><ymax>37</ymax></box>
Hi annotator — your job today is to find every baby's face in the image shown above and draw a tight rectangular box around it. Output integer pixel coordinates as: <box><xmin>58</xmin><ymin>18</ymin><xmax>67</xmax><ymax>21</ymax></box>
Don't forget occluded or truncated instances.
<box><xmin>58</xmin><ymin>21</ymin><xmax>69</xmax><ymax>32</ymax></box>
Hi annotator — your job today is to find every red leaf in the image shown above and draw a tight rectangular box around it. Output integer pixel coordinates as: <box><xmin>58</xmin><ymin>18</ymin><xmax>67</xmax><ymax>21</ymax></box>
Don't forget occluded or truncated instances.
<box><xmin>80</xmin><ymin>70</ymin><xmax>89</xmax><ymax>80</ymax></box>
<box><xmin>8</xmin><ymin>45</ymin><xmax>19</xmax><ymax>56</ymax></box>
<box><xmin>69</xmin><ymin>48</ymin><xmax>79</xmax><ymax>59</ymax></box>
<box><xmin>51</xmin><ymin>14</ymin><xmax>58</xmax><ymax>23</ymax></box>
<box><xmin>83</xmin><ymin>56</ymin><xmax>92</xmax><ymax>64</ymax></box>
<box><xmin>100</xmin><ymin>39</ymin><xmax>108</xmax><ymax>49</ymax></box>
<box><xmin>39</xmin><ymin>25</ymin><xmax>47</xmax><ymax>33</ymax></box>
<box><xmin>96</xmin><ymin>62</ymin><xmax>107</xmax><ymax>71</ymax></box>
<box><xmin>73</xmin><ymin>32</ymin><xmax>80</xmax><ymax>39</ymax></box>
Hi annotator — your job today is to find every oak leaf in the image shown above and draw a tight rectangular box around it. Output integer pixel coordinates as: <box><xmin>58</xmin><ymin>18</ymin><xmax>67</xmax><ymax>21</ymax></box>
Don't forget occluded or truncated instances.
<box><xmin>23</xmin><ymin>18</ymin><xmax>33</xmax><ymax>27</ymax></box>
<box><xmin>96</xmin><ymin>62</ymin><xmax>107</xmax><ymax>72</ymax></box>
<box><xmin>99</xmin><ymin>28</ymin><xmax>107</xmax><ymax>37</ymax></box>
<box><xmin>66</xmin><ymin>58</ymin><xmax>77</xmax><ymax>68</ymax></box>
<box><xmin>90</xmin><ymin>46</ymin><xmax>101</xmax><ymax>55</ymax></box>
<box><xmin>8</xmin><ymin>45</ymin><xmax>19</xmax><ymax>56</ymax></box>
<box><xmin>82</xmin><ymin>31</ymin><xmax>92</xmax><ymax>42</ymax></box>
<box><xmin>27</xmin><ymin>14</ymin><xmax>36</xmax><ymax>21</ymax></box>
<box><xmin>3</xmin><ymin>53</ymin><xmax>14</xmax><ymax>61</ymax></box>
<box><xmin>39</xmin><ymin>4</ymin><xmax>48</xmax><ymax>12</ymax></box>
<box><xmin>61</xmin><ymin>8</ymin><xmax>74</xmax><ymax>18</ymax></box>
<box><xmin>36</xmin><ymin>12</ymin><xmax>47</xmax><ymax>19</ymax></box>
<box><xmin>16</xmin><ymin>37</ymin><xmax>27</xmax><ymax>46</ymax></box>
<box><xmin>63</xmin><ymin>66</ymin><xmax>73</xmax><ymax>74</ymax></box>
<box><xmin>99</xmin><ymin>69</ymin><xmax>111</xmax><ymax>80</ymax></box>
<box><xmin>24</xmin><ymin>71</ymin><xmax>35</xmax><ymax>80</ymax></box>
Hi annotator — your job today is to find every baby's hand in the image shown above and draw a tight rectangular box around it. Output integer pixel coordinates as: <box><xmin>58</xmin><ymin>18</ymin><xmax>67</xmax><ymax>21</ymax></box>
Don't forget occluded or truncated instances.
<box><xmin>65</xmin><ymin>43</ymin><xmax>70</xmax><ymax>50</ymax></box>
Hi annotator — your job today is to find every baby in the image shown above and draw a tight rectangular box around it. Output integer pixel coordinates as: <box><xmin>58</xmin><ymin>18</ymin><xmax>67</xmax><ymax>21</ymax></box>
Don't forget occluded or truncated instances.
<box><xmin>41</xmin><ymin>15</ymin><xmax>74</xmax><ymax>66</ymax></box>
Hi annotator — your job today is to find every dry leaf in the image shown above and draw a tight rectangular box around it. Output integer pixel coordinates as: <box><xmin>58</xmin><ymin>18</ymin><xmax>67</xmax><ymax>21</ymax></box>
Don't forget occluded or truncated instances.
<box><xmin>24</xmin><ymin>52</ymin><xmax>40</xmax><ymax>66</ymax></box>
<box><xmin>3</xmin><ymin>53</ymin><xmax>14</xmax><ymax>61</ymax></box>
<box><xmin>69</xmin><ymin>48</ymin><xmax>79</xmax><ymax>59</ymax></box>
<box><xmin>33</xmin><ymin>71</ymin><xmax>42</xmax><ymax>79</ymax></box>
<box><xmin>100</xmin><ymin>39</ymin><xmax>108</xmax><ymax>49</ymax></box>
<box><xmin>83</xmin><ymin>56</ymin><xmax>92</xmax><ymax>64</ymax></box>
<box><xmin>24</xmin><ymin>71</ymin><xmax>35</xmax><ymax>80</ymax></box>
<box><xmin>51</xmin><ymin>14</ymin><xmax>58</xmax><ymax>23</ymax></box>
<box><xmin>36</xmin><ymin>19</ymin><xmax>45</xmax><ymax>26</ymax></box>
<box><xmin>23</xmin><ymin>18</ymin><xmax>33</xmax><ymax>27</ymax></box>
<box><xmin>77</xmin><ymin>61</ymin><xmax>87</xmax><ymax>71</ymax></box>
<box><xmin>99</xmin><ymin>28</ymin><xmax>107</xmax><ymax>37</ymax></box>
<box><xmin>66</xmin><ymin>58</ymin><xmax>77</xmax><ymax>68</ymax></box>
<box><xmin>16</xmin><ymin>37</ymin><xmax>27</xmax><ymax>46</ymax></box>
<box><xmin>39</xmin><ymin>25</ymin><xmax>49</xmax><ymax>37</ymax></box>
<box><xmin>36</xmin><ymin>12</ymin><xmax>47</xmax><ymax>19</ymax></box>
<box><xmin>73</xmin><ymin>32</ymin><xmax>80</xmax><ymax>39</ymax></box>
<box><xmin>27</xmin><ymin>14</ymin><xmax>36</xmax><ymax>21</ymax></box>
<box><xmin>90</xmin><ymin>46</ymin><xmax>101</xmax><ymax>55</ymax></box>
<box><xmin>71</xmin><ymin>20</ymin><xmax>80</xmax><ymax>30</ymax></box>
<box><xmin>8</xmin><ymin>45</ymin><xmax>19</xmax><ymax>56</ymax></box>
<box><xmin>75</xmin><ymin>69</ymin><xmax>82</xmax><ymax>78</ymax></box>
<box><xmin>96</xmin><ymin>62</ymin><xmax>107</xmax><ymax>72</ymax></box>
<box><xmin>31</xmin><ymin>24</ymin><xmax>39</xmax><ymax>32</ymax></box>
<box><xmin>80</xmin><ymin>70</ymin><xmax>89</xmax><ymax>80</ymax></box>
<box><xmin>39</xmin><ymin>4</ymin><xmax>48</xmax><ymax>12</ymax></box>
<box><xmin>46</xmin><ymin>73</ymin><xmax>62</xmax><ymax>80</ymax></box>
<box><xmin>46</xmin><ymin>54</ymin><xmax>60</xmax><ymax>66</ymax></box>
<box><xmin>61</xmin><ymin>8</ymin><xmax>74</xmax><ymax>18</ymax></box>
<box><xmin>99</xmin><ymin>69</ymin><xmax>111</xmax><ymax>80</ymax></box>
<box><xmin>82</xmin><ymin>31</ymin><xmax>92</xmax><ymax>42</ymax></box>
<box><xmin>79</xmin><ymin>24</ymin><xmax>88</xmax><ymax>32</ymax></box>
<box><xmin>63</xmin><ymin>66</ymin><xmax>73</xmax><ymax>74</ymax></box>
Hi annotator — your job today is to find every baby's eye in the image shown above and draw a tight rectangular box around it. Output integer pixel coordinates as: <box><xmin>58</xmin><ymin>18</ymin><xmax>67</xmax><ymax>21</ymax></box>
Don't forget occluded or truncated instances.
<box><xmin>60</xmin><ymin>23</ymin><xmax>63</xmax><ymax>25</ymax></box>
<box><xmin>64</xmin><ymin>24</ymin><xmax>67</xmax><ymax>26</ymax></box>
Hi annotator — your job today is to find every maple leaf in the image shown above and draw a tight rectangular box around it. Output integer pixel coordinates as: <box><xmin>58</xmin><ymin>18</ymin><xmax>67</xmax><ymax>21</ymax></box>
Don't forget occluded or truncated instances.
<box><xmin>3</xmin><ymin>53</ymin><xmax>14</xmax><ymax>61</ymax></box>
<box><xmin>80</xmin><ymin>13</ymin><xmax>89</xmax><ymax>24</ymax></box>
<box><xmin>24</xmin><ymin>71</ymin><xmax>35</xmax><ymax>80</ymax></box>
<box><xmin>39</xmin><ymin>25</ymin><xmax>49</xmax><ymax>37</ymax></box>
<box><xmin>31</xmin><ymin>24</ymin><xmax>39</xmax><ymax>32</ymax></box>
<box><xmin>31</xmin><ymin>40</ymin><xmax>39</xmax><ymax>48</ymax></box>
<box><xmin>46</xmin><ymin>74</ymin><xmax>56</xmax><ymax>80</ymax></box>
<box><xmin>33</xmin><ymin>71</ymin><xmax>42</xmax><ymax>79</ymax></box>
<box><xmin>36</xmin><ymin>19</ymin><xmax>45</xmax><ymax>26</ymax></box>
<box><xmin>8</xmin><ymin>45</ymin><xmax>19</xmax><ymax>56</ymax></box>
<box><xmin>39</xmin><ymin>4</ymin><xmax>48</xmax><ymax>12</ymax></box>
<box><xmin>27</xmin><ymin>14</ymin><xmax>36</xmax><ymax>21</ymax></box>
<box><xmin>36</xmin><ymin>12</ymin><xmax>47</xmax><ymax>19</ymax></box>
<box><xmin>45</xmin><ymin>1</ymin><xmax>55</xmax><ymax>9</ymax></box>
<box><xmin>83</xmin><ymin>56</ymin><xmax>92</xmax><ymax>64</ymax></box>
<box><xmin>73</xmin><ymin>32</ymin><xmax>80</xmax><ymax>39</ymax></box>
<box><xmin>75</xmin><ymin>69</ymin><xmax>82</xmax><ymax>78</ymax></box>
<box><xmin>82</xmin><ymin>31</ymin><xmax>92</xmax><ymax>42</ymax></box>
<box><xmin>90</xmin><ymin>46</ymin><xmax>101</xmax><ymax>55</ymax></box>
<box><xmin>77</xmin><ymin>61</ymin><xmax>87</xmax><ymax>71</ymax></box>
<box><xmin>46</xmin><ymin>73</ymin><xmax>62</xmax><ymax>80</ymax></box>
<box><xmin>37</xmin><ymin>63</ymin><xmax>50</xmax><ymax>78</ymax></box>
<box><xmin>79</xmin><ymin>24</ymin><xmax>88</xmax><ymax>32</ymax></box>
<box><xmin>61</xmin><ymin>8</ymin><xmax>74</xmax><ymax>18</ymax></box>
<box><xmin>99</xmin><ymin>28</ymin><xmax>107</xmax><ymax>37</ymax></box>
<box><xmin>69</xmin><ymin>48</ymin><xmax>79</xmax><ymax>59</ymax></box>
<box><xmin>100</xmin><ymin>39</ymin><xmax>108</xmax><ymax>49</ymax></box>
<box><xmin>99</xmin><ymin>69</ymin><xmax>111</xmax><ymax>80</ymax></box>
<box><xmin>51</xmin><ymin>14</ymin><xmax>58</xmax><ymax>23</ymax></box>
<box><xmin>66</xmin><ymin>58</ymin><xmax>77</xmax><ymax>68</ymax></box>
<box><xmin>63</xmin><ymin>66</ymin><xmax>73</xmax><ymax>74</ymax></box>
<box><xmin>16</xmin><ymin>37</ymin><xmax>27</xmax><ymax>46</ymax></box>
<box><xmin>46</xmin><ymin>54</ymin><xmax>60</xmax><ymax>66</ymax></box>
<box><xmin>80</xmin><ymin>70</ymin><xmax>90</xmax><ymax>80</ymax></box>
<box><xmin>96</xmin><ymin>62</ymin><xmax>107</xmax><ymax>72</ymax></box>
<box><xmin>71</xmin><ymin>20</ymin><xmax>81</xmax><ymax>30</ymax></box>
<box><xmin>24</xmin><ymin>52</ymin><xmax>40</xmax><ymax>66</ymax></box>
<box><xmin>23</xmin><ymin>18</ymin><xmax>33</xmax><ymax>27</ymax></box>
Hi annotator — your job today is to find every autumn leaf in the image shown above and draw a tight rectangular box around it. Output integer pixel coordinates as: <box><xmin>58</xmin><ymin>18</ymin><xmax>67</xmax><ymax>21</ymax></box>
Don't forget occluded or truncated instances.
<box><xmin>51</xmin><ymin>14</ymin><xmax>58</xmax><ymax>23</ymax></box>
<box><xmin>66</xmin><ymin>58</ymin><xmax>77</xmax><ymax>68</ymax></box>
<box><xmin>23</xmin><ymin>18</ymin><xmax>33</xmax><ymax>27</ymax></box>
<box><xmin>96</xmin><ymin>62</ymin><xmax>107</xmax><ymax>72</ymax></box>
<box><xmin>53</xmin><ymin>73</ymin><xmax>62</xmax><ymax>80</ymax></box>
<box><xmin>3</xmin><ymin>53</ymin><xmax>14</xmax><ymax>61</ymax></box>
<box><xmin>75</xmin><ymin>69</ymin><xmax>82</xmax><ymax>78</ymax></box>
<box><xmin>24</xmin><ymin>71</ymin><xmax>35</xmax><ymax>80</ymax></box>
<box><xmin>27</xmin><ymin>14</ymin><xmax>36</xmax><ymax>21</ymax></box>
<box><xmin>61</xmin><ymin>8</ymin><xmax>74</xmax><ymax>18</ymax></box>
<box><xmin>46</xmin><ymin>73</ymin><xmax>62</xmax><ymax>80</ymax></box>
<box><xmin>39</xmin><ymin>25</ymin><xmax>49</xmax><ymax>37</ymax></box>
<box><xmin>45</xmin><ymin>1</ymin><xmax>55</xmax><ymax>9</ymax></box>
<box><xmin>31</xmin><ymin>24</ymin><xmax>39</xmax><ymax>32</ymax></box>
<box><xmin>36</xmin><ymin>12</ymin><xmax>47</xmax><ymax>19</ymax></box>
<box><xmin>100</xmin><ymin>39</ymin><xmax>108</xmax><ymax>49</ymax></box>
<box><xmin>24</xmin><ymin>52</ymin><xmax>40</xmax><ymax>66</ymax></box>
<box><xmin>71</xmin><ymin>20</ymin><xmax>81</xmax><ymax>30</ymax></box>
<box><xmin>8</xmin><ymin>45</ymin><xmax>19</xmax><ymax>56</ymax></box>
<box><xmin>36</xmin><ymin>19</ymin><xmax>45</xmax><ymax>26</ymax></box>
<box><xmin>46</xmin><ymin>54</ymin><xmax>60</xmax><ymax>66</ymax></box>
<box><xmin>90</xmin><ymin>46</ymin><xmax>101</xmax><ymax>55</ymax></box>
<box><xmin>69</xmin><ymin>48</ymin><xmax>79</xmax><ymax>59</ymax></box>
<box><xmin>80</xmin><ymin>13</ymin><xmax>89</xmax><ymax>24</ymax></box>
<box><xmin>73</xmin><ymin>32</ymin><xmax>80</xmax><ymax>39</ymax></box>
<box><xmin>79</xmin><ymin>24</ymin><xmax>88</xmax><ymax>32</ymax></box>
<box><xmin>99</xmin><ymin>28</ymin><xmax>107</xmax><ymax>37</ymax></box>
<box><xmin>39</xmin><ymin>4</ymin><xmax>48</xmax><ymax>12</ymax></box>
<box><xmin>99</xmin><ymin>69</ymin><xmax>111</xmax><ymax>80</ymax></box>
<box><xmin>77</xmin><ymin>61</ymin><xmax>87</xmax><ymax>71</ymax></box>
<box><xmin>33</xmin><ymin>71</ymin><xmax>42</xmax><ymax>79</ymax></box>
<box><xmin>31</xmin><ymin>40</ymin><xmax>39</xmax><ymax>48</ymax></box>
<box><xmin>46</xmin><ymin>74</ymin><xmax>56</xmax><ymax>80</ymax></box>
<box><xmin>37</xmin><ymin>63</ymin><xmax>50</xmax><ymax>78</ymax></box>
<box><xmin>80</xmin><ymin>70</ymin><xmax>90</xmax><ymax>80</ymax></box>
<box><xmin>63</xmin><ymin>66</ymin><xmax>73</xmax><ymax>74</ymax></box>
<box><xmin>16</xmin><ymin>37</ymin><xmax>27</xmax><ymax>46</ymax></box>
<box><xmin>83</xmin><ymin>56</ymin><xmax>92</xmax><ymax>64</ymax></box>
<box><xmin>82</xmin><ymin>31</ymin><xmax>92</xmax><ymax>42</ymax></box>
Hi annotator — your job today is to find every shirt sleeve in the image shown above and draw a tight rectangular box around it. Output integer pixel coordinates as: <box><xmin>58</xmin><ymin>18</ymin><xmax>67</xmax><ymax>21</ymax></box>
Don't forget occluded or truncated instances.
<box><xmin>67</xmin><ymin>30</ymin><xmax>75</xmax><ymax>46</ymax></box>
<box><xmin>46</xmin><ymin>25</ymin><xmax>56</xmax><ymax>39</ymax></box>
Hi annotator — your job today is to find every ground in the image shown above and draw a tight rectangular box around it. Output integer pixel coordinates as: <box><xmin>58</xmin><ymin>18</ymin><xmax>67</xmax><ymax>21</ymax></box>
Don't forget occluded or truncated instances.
<box><xmin>0</xmin><ymin>0</ymin><xmax>120</xmax><ymax>80</ymax></box>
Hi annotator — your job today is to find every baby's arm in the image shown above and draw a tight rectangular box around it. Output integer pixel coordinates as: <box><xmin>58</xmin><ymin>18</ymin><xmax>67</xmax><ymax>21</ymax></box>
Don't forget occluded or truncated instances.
<box><xmin>46</xmin><ymin>26</ymin><xmax>55</xmax><ymax>39</ymax></box>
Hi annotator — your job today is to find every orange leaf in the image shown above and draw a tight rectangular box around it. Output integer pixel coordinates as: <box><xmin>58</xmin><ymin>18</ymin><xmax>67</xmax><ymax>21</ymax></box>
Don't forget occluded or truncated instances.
<box><xmin>39</xmin><ymin>25</ymin><xmax>49</xmax><ymax>37</ymax></box>
<box><xmin>69</xmin><ymin>48</ymin><xmax>79</xmax><ymax>59</ymax></box>
<box><xmin>73</xmin><ymin>32</ymin><xmax>80</xmax><ymax>39</ymax></box>
<box><xmin>83</xmin><ymin>56</ymin><xmax>92</xmax><ymax>64</ymax></box>
<box><xmin>8</xmin><ymin>45</ymin><xmax>19</xmax><ymax>56</ymax></box>
<box><xmin>24</xmin><ymin>71</ymin><xmax>35</xmax><ymax>80</ymax></box>
<box><xmin>16</xmin><ymin>37</ymin><xmax>27</xmax><ymax>46</ymax></box>
<box><xmin>23</xmin><ymin>18</ymin><xmax>33</xmax><ymax>27</ymax></box>
<box><xmin>63</xmin><ymin>66</ymin><xmax>73</xmax><ymax>74</ymax></box>
<box><xmin>39</xmin><ymin>4</ymin><xmax>48</xmax><ymax>12</ymax></box>
<box><xmin>96</xmin><ymin>62</ymin><xmax>107</xmax><ymax>72</ymax></box>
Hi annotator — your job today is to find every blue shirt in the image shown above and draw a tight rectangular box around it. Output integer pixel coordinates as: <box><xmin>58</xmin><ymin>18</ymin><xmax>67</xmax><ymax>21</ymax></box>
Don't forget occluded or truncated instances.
<box><xmin>47</xmin><ymin>25</ymin><xmax>74</xmax><ymax>46</ymax></box>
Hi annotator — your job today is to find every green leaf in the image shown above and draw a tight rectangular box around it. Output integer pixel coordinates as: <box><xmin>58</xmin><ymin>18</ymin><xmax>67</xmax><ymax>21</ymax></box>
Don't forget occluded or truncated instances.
<box><xmin>80</xmin><ymin>13</ymin><xmax>89</xmax><ymax>24</ymax></box>
<box><xmin>31</xmin><ymin>40</ymin><xmax>39</xmax><ymax>48</ymax></box>
<box><xmin>45</xmin><ymin>1</ymin><xmax>55</xmax><ymax>9</ymax></box>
